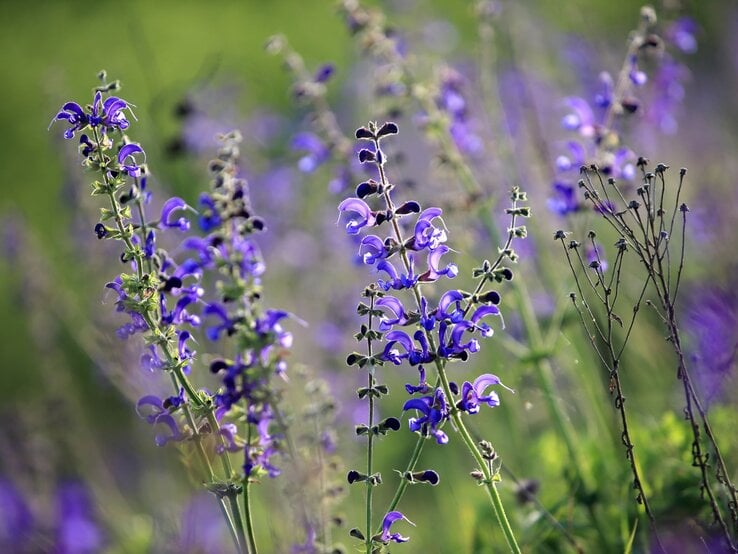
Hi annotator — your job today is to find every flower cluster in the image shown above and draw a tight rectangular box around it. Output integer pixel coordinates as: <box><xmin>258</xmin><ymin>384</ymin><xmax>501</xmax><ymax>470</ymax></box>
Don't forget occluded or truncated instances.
<box><xmin>52</xmin><ymin>77</ymin><xmax>295</xmax><ymax>553</ymax></box>
<box><xmin>548</xmin><ymin>8</ymin><xmax>696</xmax><ymax>217</ymax></box>
<box><xmin>340</xmin><ymin>121</ymin><xmax>523</xmax><ymax>549</ymax></box>
<box><xmin>196</xmin><ymin>131</ymin><xmax>294</xmax><ymax>480</ymax></box>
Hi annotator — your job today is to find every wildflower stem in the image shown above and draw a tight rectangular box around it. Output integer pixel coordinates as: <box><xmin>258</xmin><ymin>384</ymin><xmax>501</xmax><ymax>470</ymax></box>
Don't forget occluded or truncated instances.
<box><xmin>365</xmin><ymin>294</ymin><xmax>377</xmax><ymax>553</ymax></box>
<box><xmin>91</xmin><ymin>126</ymin><xmax>246</xmax><ymax>554</ymax></box>
<box><xmin>373</xmin><ymin>142</ymin><xmax>521</xmax><ymax>553</ymax></box>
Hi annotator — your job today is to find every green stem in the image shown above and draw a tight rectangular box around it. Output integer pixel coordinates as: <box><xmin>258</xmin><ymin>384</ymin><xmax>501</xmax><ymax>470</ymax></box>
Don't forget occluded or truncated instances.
<box><xmin>91</xmin><ymin>127</ymin><xmax>245</xmax><ymax>553</ymax></box>
<box><xmin>243</xmin><ymin>420</ymin><xmax>259</xmax><ymax>554</ymax></box>
<box><xmin>243</xmin><ymin>479</ymin><xmax>258</xmax><ymax>554</ymax></box>
<box><xmin>373</xmin><ymin>146</ymin><xmax>520</xmax><ymax>553</ymax></box>
<box><xmin>382</xmin><ymin>436</ymin><xmax>426</xmax><ymax>522</ymax></box>
<box><xmin>365</xmin><ymin>295</ymin><xmax>377</xmax><ymax>553</ymax></box>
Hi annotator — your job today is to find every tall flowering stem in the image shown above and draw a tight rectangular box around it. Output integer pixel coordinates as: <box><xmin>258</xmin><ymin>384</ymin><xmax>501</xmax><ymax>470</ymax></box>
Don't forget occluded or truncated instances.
<box><xmin>339</xmin><ymin>121</ymin><xmax>522</xmax><ymax>552</ymax></box>
<box><xmin>52</xmin><ymin>78</ymin><xmax>250</xmax><ymax>553</ymax></box>
<box><xmin>565</xmin><ymin>162</ymin><xmax>738</xmax><ymax>551</ymax></box>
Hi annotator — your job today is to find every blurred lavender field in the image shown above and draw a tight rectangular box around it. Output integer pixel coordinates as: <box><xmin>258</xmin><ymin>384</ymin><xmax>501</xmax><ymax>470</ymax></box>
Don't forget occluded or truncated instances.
<box><xmin>2</xmin><ymin>1</ymin><xmax>738</xmax><ymax>552</ymax></box>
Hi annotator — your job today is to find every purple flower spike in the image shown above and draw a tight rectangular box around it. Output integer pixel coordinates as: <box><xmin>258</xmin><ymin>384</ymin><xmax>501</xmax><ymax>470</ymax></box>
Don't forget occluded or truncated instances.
<box><xmin>117</xmin><ymin>143</ymin><xmax>146</xmax><ymax>177</ymax></box>
<box><xmin>380</xmin><ymin>511</ymin><xmax>414</xmax><ymax>543</ymax></box>
<box><xmin>337</xmin><ymin>197</ymin><xmax>376</xmax><ymax>235</ymax></box>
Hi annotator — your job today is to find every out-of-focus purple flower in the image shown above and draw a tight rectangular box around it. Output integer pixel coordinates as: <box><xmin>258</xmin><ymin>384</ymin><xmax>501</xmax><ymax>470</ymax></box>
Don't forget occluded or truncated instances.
<box><xmin>666</xmin><ymin>17</ymin><xmax>698</xmax><ymax>54</ymax></box>
<box><xmin>292</xmin><ymin>132</ymin><xmax>330</xmax><ymax>173</ymax></box>
<box><xmin>178</xmin><ymin>492</ymin><xmax>229</xmax><ymax>554</ymax></box>
<box><xmin>0</xmin><ymin>479</ymin><xmax>33</xmax><ymax>548</ymax></box>
<box><xmin>55</xmin><ymin>482</ymin><xmax>103</xmax><ymax>554</ymax></box>
<box><xmin>684</xmin><ymin>286</ymin><xmax>738</xmax><ymax>404</ymax></box>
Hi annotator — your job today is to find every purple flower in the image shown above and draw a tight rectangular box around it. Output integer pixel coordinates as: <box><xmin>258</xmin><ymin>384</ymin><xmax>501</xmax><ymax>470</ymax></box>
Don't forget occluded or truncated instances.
<box><xmin>666</xmin><ymin>17</ymin><xmax>698</xmax><ymax>54</ymax></box>
<box><xmin>379</xmin><ymin>511</ymin><xmax>414</xmax><ymax>544</ymax></box>
<box><xmin>375</xmin><ymin>295</ymin><xmax>411</xmax><ymax>331</ymax></box>
<box><xmin>377</xmin><ymin>258</ymin><xmax>419</xmax><ymax>291</ymax></box>
<box><xmin>51</xmin><ymin>101</ymin><xmax>88</xmax><ymax>139</ymax></box>
<box><xmin>337</xmin><ymin>197</ymin><xmax>377</xmax><ymax>235</ymax></box>
<box><xmin>0</xmin><ymin>480</ymin><xmax>33</xmax><ymax>548</ymax></box>
<box><xmin>458</xmin><ymin>373</ymin><xmax>512</xmax><ymax>415</ymax></box>
<box><xmin>292</xmin><ymin>132</ymin><xmax>330</xmax><ymax>173</ymax></box>
<box><xmin>403</xmin><ymin>389</ymin><xmax>449</xmax><ymax>444</ymax></box>
<box><xmin>405</xmin><ymin>365</ymin><xmax>432</xmax><ymax>395</ymax></box>
<box><xmin>117</xmin><ymin>143</ymin><xmax>145</xmax><ymax>177</ymax></box>
<box><xmin>160</xmin><ymin>197</ymin><xmax>191</xmax><ymax>231</ymax></box>
<box><xmin>136</xmin><ymin>395</ymin><xmax>188</xmax><ymax>446</ymax></box>
<box><xmin>358</xmin><ymin>234</ymin><xmax>387</xmax><ymax>265</ymax></box>
<box><xmin>55</xmin><ymin>482</ymin><xmax>103</xmax><ymax>554</ymax></box>
<box><xmin>411</xmin><ymin>207</ymin><xmax>448</xmax><ymax>251</ymax></box>
<box><xmin>420</xmin><ymin>245</ymin><xmax>458</xmax><ymax>281</ymax></box>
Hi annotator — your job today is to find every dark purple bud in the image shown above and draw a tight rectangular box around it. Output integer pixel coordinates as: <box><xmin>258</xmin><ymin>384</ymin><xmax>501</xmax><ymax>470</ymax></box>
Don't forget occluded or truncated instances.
<box><xmin>161</xmin><ymin>276</ymin><xmax>183</xmax><ymax>292</ymax></box>
<box><xmin>314</xmin><ymin>63</ymin><xmax>335</xmax><ymax>83</ymax></box>
<box><xmin>251</xmin><ymin>217</ymin><xmax>265</xmax><ymax>231</ymax></box>
<box><xmin>347</xmin><ymin>470</ymin><xmax>364</xmax><ymax>484</ymax></box>
<box><xmin>621</xmin><ymin>98</ymin><xmax>640</xmax><ymax>114</ymax></box>
<box><xmin>411</xmin><ymin>469</ymin><xmax>440</xmax><ymax>485</ymax></box>
<box><xmin>356</xmin><ymin>180</ymin><xmax>380</xmax><ymax>198</ymax></box>
<box><xmin>395</xmin><ymin>201</ymin><xmax>421</xmax><ymax>215</ymax></box>
<box><xmin>381</xmin><ymin>417</ymin><xmax>401</xmax><ymax>431</ymax></box>
<box><xmin>449</xmin><ymin>381</ymin><xmax>459</xmax><ymax>395</ymax></box>
<box><xmin>94</xmin><ymin>223</ymin><xmax>107</xmax><ymax>239</ymax></box>
<box><xmin>376</xmin><ymin>122</ymin><xmax>399</xmax><ymax>138</ymax></box>
<box><xmin>210</xmin><ymin>359</ymin><xmax>229</xmax><ymax>373</ymax></box>
<box><xmin>355</xmin><ymin>127</ymin><xmax>375</xmax><ymax>140</ymax></box>
<box><xmin>479</xmin><ymin>290</ymin><xmax>501</xmax><ymax>305</ymax></box>
<box><xmin>358</xmin><ymin>149</ymin><xmax>376</xmax><ymax>163</ymax></box>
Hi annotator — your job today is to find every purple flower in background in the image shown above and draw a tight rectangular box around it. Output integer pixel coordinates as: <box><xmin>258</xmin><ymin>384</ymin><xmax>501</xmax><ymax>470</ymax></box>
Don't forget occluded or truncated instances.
<box><xmin>684</xmin><ymin>286</ymin><xmax>738</xmax><ymax>403</ymax></box>
<box><xmin>666</xmin><ymin>17</ymin><xmax>698</xmax><ymax>54</ymax></box>
<box><xmin>55</xmin><ymin>482</ymin><xmax>103</xmax><ymax>554</ymax></box>
<box><xmin>178</xmin><ymin>493</ymin><xmax>229</xmax><ymax>553</ymax></box>
<box><xmin>292</xmin><ymin>132</ymin><xmax>330</xmax><ymax>173</ymax></box>
<box><xmin>0</xmin><ymin>479</ymin><xmax>33</xmax><ymax>548</ymax></box>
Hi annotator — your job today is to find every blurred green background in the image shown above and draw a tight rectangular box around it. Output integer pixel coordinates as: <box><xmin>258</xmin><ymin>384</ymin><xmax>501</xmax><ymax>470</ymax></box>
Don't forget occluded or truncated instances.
<box><xmin>2</xmin><ymin>1</ymin><xmax>738</xmax><ymax>552</ymax></box>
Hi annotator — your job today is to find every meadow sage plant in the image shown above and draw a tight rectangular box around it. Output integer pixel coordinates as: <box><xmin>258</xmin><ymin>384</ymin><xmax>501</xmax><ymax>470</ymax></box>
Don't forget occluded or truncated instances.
<box><xmin>51</xmin><ymin>75</ymin><xmax>299</xmax><ymax>554</ymax></box>
<box><xmin>338</xmin><ymin>121</ymin><xmax>528</xmax><ymax>553</ymax></box>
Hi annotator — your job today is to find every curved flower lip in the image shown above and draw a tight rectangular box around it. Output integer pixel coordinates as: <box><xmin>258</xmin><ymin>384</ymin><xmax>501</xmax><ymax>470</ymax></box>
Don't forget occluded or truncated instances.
<box><xmin>471</xmin><ymin>304</ymin><xmax>504</xmax><ymax>335</ymax></box>
<box><xmin>375</xmin><ymin>296</ymin><xmax>410</xmax><ymax>331</ymax></box>
<box><xmin>421</xmin><ymin>245</ymin><xmax>458</xmax><ymax>281</ymax></box>
<box><xmin>118</xmin><ymin>143</ymin><xmax>146</xmax><ymax>177</ymax></box>
<box><xmin>359</xmin><ymin>234</ymin><xmax>387</xmax><ymax>265</ymax></box>
<box><xmin>160</xmin><ymin>197</ymin><xmax>191</xmax><ymax>231</ymax></box>
<box><xmin>437</xmin><ymin>290</ymin><xmax>465</xmax><ymax>322</ymax></box>
<box><xmin>337</xmin><ymin>197</ymin><xmax>376</xmax><ymax>235</ymax></box>
<box><xmin>50</xmin><ymin>101</ymin><xmax>88</xmax><ymax>139</ymax></box>
<box><xmin>380</xmin><ymin>511</ymin><xmax>415</xmax><ymax>543</ymax></box>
